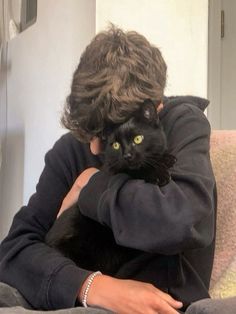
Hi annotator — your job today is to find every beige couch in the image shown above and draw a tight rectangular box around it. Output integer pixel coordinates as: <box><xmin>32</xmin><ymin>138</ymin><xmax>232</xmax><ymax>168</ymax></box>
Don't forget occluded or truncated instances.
<box><xmin>186</xmin><ymin>130</ymin><xmax>236</xmax><ymax>313</ymax></box>
<box><xmin>210</xmin><ymin>130</ymin><xmax>236</xmax><ymax>298</ymax></box>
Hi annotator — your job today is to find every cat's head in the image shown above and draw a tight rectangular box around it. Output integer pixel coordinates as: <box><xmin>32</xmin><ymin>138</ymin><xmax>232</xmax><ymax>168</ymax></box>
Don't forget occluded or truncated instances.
<box><xmin>102</xmin><ymin>100</ymin><xmax>169</xmax><ymax>174</ymax></box>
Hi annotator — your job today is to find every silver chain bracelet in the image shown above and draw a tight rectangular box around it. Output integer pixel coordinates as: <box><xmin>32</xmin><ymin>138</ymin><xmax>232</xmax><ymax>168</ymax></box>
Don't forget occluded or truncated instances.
<box><xmin>82</xmin><ymin>271</ymin><xmax>102</xmax><ymax>308</ymax></box>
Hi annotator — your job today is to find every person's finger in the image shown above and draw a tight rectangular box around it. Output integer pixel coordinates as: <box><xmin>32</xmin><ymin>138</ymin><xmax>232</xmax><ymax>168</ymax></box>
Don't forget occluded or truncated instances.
<box><xmin>154</xmin><ymin>297</ymin><xmax>180</xmax><ymax>314</ymax></box>
<box><xmin>155</xmin><ymin>289</ymin><xmax>183</xmax><ymax>309</ymax></box>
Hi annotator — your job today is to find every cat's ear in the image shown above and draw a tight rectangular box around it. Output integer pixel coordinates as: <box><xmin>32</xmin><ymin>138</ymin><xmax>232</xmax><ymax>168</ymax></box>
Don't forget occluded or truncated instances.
<box><xmin>139</xmin><ymin>99</ymin><xmax>160</xmax><ymax>125</ymax></box>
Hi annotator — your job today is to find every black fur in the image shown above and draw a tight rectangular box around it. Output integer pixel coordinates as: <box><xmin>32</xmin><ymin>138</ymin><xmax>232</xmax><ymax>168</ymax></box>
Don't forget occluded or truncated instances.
<box><xmin>45</xmin><ymin>100</ymin><xmax>176</xmax><ymax>275</ymax></box>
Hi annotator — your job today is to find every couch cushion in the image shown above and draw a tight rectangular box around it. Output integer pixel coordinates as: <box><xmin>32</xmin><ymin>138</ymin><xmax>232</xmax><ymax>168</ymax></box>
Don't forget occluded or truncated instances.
<box><xmin>209</xmin><ymin>130</ymin><xmax>236</xmax><ymax>298</ymax></box>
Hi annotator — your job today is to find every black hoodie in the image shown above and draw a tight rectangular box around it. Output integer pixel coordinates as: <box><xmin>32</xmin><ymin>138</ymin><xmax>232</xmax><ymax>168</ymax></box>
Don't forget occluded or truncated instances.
<box><xmin>0</xmin><ymin>96</ymin><xmax>216</xmax><ymax>311</ymax></box>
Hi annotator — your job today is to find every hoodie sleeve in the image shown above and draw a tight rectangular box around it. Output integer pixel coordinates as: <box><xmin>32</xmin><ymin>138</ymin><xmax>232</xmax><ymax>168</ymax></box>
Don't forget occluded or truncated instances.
<box><xmin>0</xmin><ymin>134</ymin><xmax>92</xmax><ymax>310</ymax></box>
<box><xmin>78</xmin><ymin>104</ymin><xmax>216</xmax><ymax>255</ymax></box>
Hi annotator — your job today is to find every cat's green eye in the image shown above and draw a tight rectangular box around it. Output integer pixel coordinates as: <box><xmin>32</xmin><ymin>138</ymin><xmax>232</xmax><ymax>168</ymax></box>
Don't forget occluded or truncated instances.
<box><xmin>133</xmin><ymin>135</ymin><xmax>144</xmax><ymax>145</ymax></box>
<box><xmin>112</xmin><ymin>142</ymin><xmax>120</xmax><ymax>150</ymax></box>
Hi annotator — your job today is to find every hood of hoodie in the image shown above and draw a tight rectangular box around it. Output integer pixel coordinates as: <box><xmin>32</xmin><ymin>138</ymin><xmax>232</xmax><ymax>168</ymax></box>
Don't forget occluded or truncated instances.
<box><xmin>162</xmin><ymin>95</ymin><xmax>209</xmax><ymax>112</ymax></box>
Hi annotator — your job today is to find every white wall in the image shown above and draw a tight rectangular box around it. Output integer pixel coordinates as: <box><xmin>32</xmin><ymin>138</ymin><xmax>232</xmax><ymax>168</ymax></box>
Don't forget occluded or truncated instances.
<box><xmin>0</xmin><ymin>0</ymin><xmax>95</xmax><ymax>239</ymax></box>
<box><xmin>96</xmin><ymin>0</ymin><xmax>209</xmax><ymax>97</ymax></box>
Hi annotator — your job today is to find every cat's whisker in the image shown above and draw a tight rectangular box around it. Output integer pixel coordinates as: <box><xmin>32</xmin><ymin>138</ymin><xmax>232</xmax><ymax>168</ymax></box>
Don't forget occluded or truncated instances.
<box><xmin>143</xmin><ymin>156</ymin><xmax>161</xmax><ymax>165</ymax></box>
<box><xmin>105</xmin><ymin>159</ymin><xmax>123</xmax><ymax>172</ymax></box>
<box><xmin>142</xmin><ymin>160</ymin><xmax>158</xmax><ymax>169</ymax></box>
<box><xmin>142</xmin><ymin>157</ymin><xmax>169</xmax><ymax>171</ymax></box>
<box><xmin>145</xmin><ymin>154</ymin><xmax>171</xmax><ymax>167</ymax></box>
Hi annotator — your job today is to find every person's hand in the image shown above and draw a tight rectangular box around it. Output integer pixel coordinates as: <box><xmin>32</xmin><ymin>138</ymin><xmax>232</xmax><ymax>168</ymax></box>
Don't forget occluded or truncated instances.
<box><xmin>79</xmin><ymin>274</ymin><xmax>183</xmax><ymax>314</ymax></box>
<box><xmin>57</xmin><ymin>167</ymin><xmax>99</xmax><ymax>218</ymax></box>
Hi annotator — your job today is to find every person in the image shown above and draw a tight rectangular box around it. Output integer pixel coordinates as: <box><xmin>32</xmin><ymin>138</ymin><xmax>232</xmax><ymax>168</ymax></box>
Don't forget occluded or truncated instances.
<box><xmin>0</xmin><ymin>26</ymin><xmax>216</xmax><ymax>314</ymax></box>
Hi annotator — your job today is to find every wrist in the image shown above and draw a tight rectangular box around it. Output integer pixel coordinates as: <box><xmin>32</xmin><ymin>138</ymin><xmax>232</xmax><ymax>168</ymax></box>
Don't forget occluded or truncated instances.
<box><xmin>78</xmin><ymin>273</ymin><xmax>117</xmax><ymax>308</ymax></box>
<box><xmin>78</xmin><ymin>271</ymin><xmax>102</xmax><ymax>307</ymax></box>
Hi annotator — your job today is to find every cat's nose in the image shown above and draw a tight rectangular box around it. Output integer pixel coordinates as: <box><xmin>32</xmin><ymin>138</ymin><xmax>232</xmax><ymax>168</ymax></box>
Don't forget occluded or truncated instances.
<box><xmin>124</xmin><ymin>152</ymin><xmax>133</xmax><ymax>161</ymax></box>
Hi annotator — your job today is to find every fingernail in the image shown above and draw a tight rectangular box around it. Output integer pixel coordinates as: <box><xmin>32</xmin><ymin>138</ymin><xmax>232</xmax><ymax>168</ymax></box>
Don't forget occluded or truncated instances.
<box><xmin>176</xmin><ymin>301</ymin><xmax>183</xmax><ymax>308</ymax></box>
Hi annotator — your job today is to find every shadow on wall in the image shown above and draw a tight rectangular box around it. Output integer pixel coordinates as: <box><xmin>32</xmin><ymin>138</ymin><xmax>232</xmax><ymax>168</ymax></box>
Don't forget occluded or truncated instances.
<box><xmin>0</xmin><ymin>131</ymin><xmax>25</xmax><ymax>240</ymax></box>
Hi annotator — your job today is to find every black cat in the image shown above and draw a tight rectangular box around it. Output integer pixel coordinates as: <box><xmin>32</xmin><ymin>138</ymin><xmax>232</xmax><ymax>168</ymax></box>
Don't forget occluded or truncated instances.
<box><xmin>45</xmin><ymin>100</ymin><xmax>176</xmax><ymax>275</ymax></box>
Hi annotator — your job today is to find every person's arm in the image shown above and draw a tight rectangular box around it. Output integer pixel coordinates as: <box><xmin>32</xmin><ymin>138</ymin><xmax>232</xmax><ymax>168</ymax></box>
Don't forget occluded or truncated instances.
<box><xmin>0</xmin><ymin>134</ymin><xmax>93</xmax><ymax>310</ymax></box>
<box><xmin>78</xmin><ymin>104</ymin><xmax>216</xmax><ymax>255</ymax></box>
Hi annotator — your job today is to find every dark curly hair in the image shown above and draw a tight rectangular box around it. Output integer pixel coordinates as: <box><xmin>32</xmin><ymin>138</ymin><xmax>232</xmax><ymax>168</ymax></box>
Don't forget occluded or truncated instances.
<box><xmin>61</xmin><ymin>25</ymin><xmax>167</xmax><ymax>142</ymax></box>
